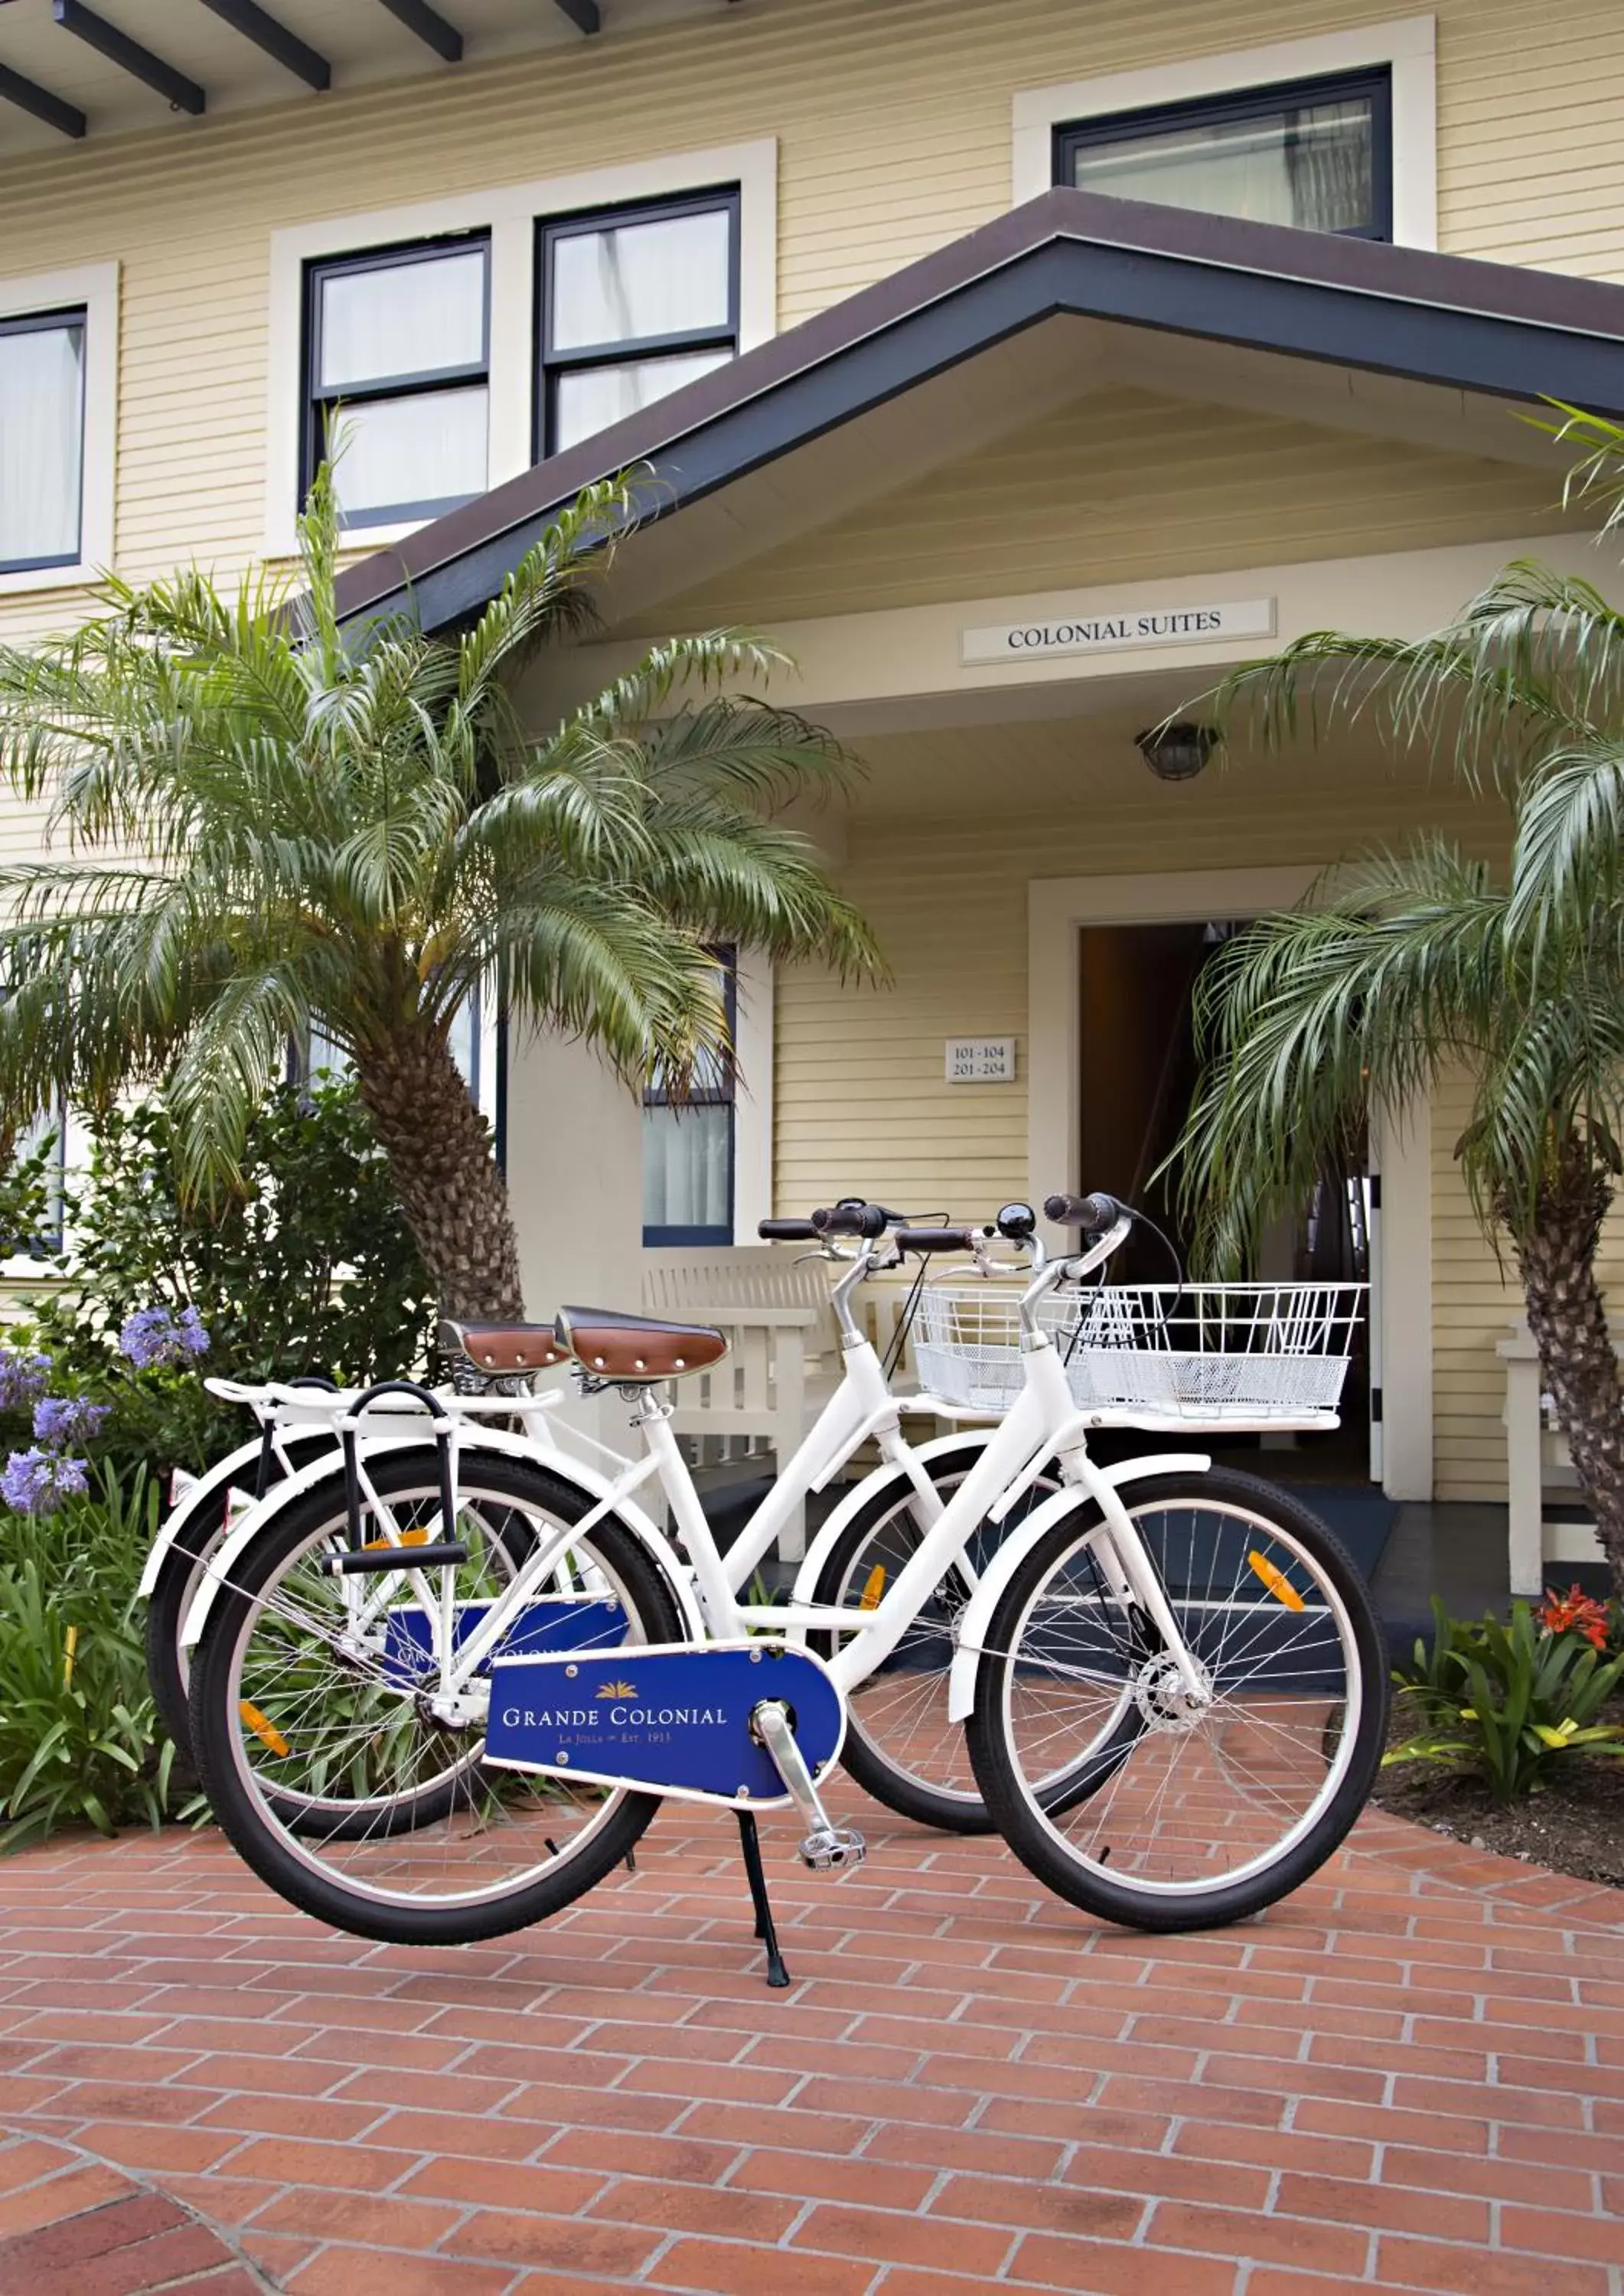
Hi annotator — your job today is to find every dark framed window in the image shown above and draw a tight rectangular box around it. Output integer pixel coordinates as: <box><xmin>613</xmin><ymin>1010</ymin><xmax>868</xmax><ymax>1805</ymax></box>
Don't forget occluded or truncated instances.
<box><xmin>0</xmin><ymin>308</ymin><xmax>86</xmax><ymax>574</ymax></box>
<box><xmin>2</xmin><ymin>1106</ymin><xmax>67</xmax><ymax>1260</ymax></box>
<box><xmin>536</xmin><ymin>189</ymin><xmax>739</xmax><ymax>459</ymax></box>
<box><xmin>302</xmin><ymin>235</ymin><xmax>491</xmax><ymax>529</ymax></box>
<box><xmin>1054</xmin><ymin>67</ymin><xmax>1392</xmax><ymax>240</ymax></box>
<box><xmin>643</xmin><ymin>948</ymin><xmax>735</xmax><ymax>1247</ymax></box>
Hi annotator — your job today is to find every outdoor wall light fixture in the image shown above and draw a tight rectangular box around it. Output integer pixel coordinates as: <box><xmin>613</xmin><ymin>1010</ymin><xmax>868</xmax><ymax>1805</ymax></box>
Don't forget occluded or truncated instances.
<box><xmin>1136</xmin><ymin>722</ymin><xmax>1218</xmax><ymax>781</ymax></box>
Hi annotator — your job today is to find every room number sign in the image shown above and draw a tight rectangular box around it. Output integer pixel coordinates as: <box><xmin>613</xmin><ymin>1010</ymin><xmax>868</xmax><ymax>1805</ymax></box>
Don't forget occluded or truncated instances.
<box><xmin>945</xmin><ymin>1038</ymin><xmax>1016</xmax><ymax>1083</ymax></box>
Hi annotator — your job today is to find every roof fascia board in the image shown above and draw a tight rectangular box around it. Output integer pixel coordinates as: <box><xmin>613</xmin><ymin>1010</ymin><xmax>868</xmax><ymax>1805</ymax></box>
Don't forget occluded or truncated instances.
<box><xmin>338</xmin><ymin>206</ymin><xmax>1624</xmax><ymax>634</ymax></box>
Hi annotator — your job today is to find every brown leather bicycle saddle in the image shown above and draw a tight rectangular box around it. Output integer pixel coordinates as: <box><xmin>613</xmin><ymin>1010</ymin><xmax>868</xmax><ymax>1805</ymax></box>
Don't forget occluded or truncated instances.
<box><xmin>554</xmin><ymin>1305</ymin><xmax>729</xmax><ymax>1381</ymax></box>
<box><xmin>442</xmin><ymin>1319</ymin><xmax>570</xmax><ymax>1375</ymax></box>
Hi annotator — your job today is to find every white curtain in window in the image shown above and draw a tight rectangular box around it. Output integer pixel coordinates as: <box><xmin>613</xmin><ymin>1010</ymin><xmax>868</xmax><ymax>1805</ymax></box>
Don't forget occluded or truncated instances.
<box><xmin>0</xmin><ymin>322</ymin><xmax>84</xmax><ymax>567</ymax></box>
<box><xmin>643</xmin><ymin>1104</ymin><xmax>730</xmax><ymax>1234</ymax></box>
<box><xmin>327</xmin><ymin>385</ymin><xmax>488</xmax><ymax>522</ymax></box>
<box><xmin>1072</xmin><ymin>99</ymin><xmax>1372</xmax><ymax>233</ymax></box>
<box><xmin>320</xmin><ymin>249</ymin><xmax>485</xmax><ymax>390</ymax></box>
<box><xmin>552</xmin><ymin>209</ymin><xmax>731</xmax><ymax>351</ymax></box>
<box><xmin>554</xmin><ymin>349</ymin><xmax>730</xmax><ymax>454</ymax></box>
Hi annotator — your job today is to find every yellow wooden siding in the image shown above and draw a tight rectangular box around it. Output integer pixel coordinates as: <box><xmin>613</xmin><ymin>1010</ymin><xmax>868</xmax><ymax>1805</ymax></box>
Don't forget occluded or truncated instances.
<box><xmin>773</xmin><ymin>737</ymin><xmax>1539</xmax><ymax>1499</ymax></box>
<box><xmin>628</xmin><ymin>387</ymin><xmax>1583</xmax><ymax>630</ymax></box>
<box><xmin>2</xmin><ymin>0</ymin><xmax>1624</xmax><ymax>641</ymax></box>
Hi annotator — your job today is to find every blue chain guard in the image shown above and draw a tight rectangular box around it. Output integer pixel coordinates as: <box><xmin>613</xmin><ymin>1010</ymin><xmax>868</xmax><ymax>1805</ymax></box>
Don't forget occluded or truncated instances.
<box><xmin>484</xmin><ymin>1639</ymin><xmax>846</xmax><ymax>1808</ymax></box>
<box><xmin>382</xmin><ymin>1594</ymin><xmax>627</xmax><ymax>1686</ymax></box>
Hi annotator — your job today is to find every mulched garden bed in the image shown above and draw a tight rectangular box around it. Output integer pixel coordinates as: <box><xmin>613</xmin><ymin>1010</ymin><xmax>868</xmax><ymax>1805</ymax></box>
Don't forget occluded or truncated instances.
<box><xmin>1370</xmin><ymin>1688</ymin><xmax>1624</xmax><ymax>1888</ymax></box>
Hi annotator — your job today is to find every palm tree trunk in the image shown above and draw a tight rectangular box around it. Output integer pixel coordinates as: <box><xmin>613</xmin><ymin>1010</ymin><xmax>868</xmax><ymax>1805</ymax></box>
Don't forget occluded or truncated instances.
<box><xmin>1505</xmin><ymin>1150</ymin><xmax>1624</xmax><ymax>1603</ymax></box>
<box><xmin>355</xmin><ymin>1029</ymin><xmax>526</xmax><ymax>1324</ymax></box>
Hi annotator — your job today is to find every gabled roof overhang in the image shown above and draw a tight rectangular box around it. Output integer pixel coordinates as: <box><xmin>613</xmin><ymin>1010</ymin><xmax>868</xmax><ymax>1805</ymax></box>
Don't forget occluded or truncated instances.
<box><xmin>333</xmin><ymin>185</ymin><xmax>1624</xmax><ymax>636</ymax></box>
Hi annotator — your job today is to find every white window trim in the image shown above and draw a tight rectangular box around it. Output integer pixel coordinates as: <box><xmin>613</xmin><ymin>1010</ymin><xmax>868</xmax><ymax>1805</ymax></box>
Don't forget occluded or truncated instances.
<box><xmin>1013</xmin><ymin>15</ymin><xmax>1437</xmax><ymax>250</ymax></box>
<box><xmin>730</xmin><ymin>945</ymin><xmax>773</xmax><ymax>1244</ymax></box>
<box><xmin>265</xmin><ymin>139</ymin><xmax>778</xmax><ymax>559</ymax></box>
<box><xmin>1028</xmin><ymin>864</ymin><xmax>1431</xmax><ymax>1500</ymax></box>
<box><xmin>0</xmin><ymin>261</ymin><xmax>119</xmax><ymax>598</ymax></box>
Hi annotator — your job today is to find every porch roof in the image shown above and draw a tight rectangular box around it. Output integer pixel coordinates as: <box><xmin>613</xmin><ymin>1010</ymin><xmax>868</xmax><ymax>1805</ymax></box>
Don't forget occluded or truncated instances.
<box><xmin>333</xmin><ymin>185</ymin><xmax>1624</xmax><ymax>637</ymax></box>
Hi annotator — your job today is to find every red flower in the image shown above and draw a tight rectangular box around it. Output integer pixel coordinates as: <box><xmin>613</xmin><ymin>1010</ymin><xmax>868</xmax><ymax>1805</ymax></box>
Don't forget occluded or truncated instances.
<box><xmin>1538</xmin><ymin>1584</ymin><xmax>1610</xmax><ymax>1652</ymax></box>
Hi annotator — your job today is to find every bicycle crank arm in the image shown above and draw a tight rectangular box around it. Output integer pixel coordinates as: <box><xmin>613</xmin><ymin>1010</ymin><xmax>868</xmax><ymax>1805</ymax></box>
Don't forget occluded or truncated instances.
<box><xmin>750</xmin><ymin>1699</ymin><xmax>866</xmax><ymax>1872</ymax></box>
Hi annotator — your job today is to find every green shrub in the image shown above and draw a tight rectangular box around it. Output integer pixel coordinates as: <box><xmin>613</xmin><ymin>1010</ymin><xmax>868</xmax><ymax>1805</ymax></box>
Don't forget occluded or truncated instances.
<box><xmin>1389</xmin><ymin>1595</ymin><xmax>1624</xmax><ymax>1800</ymax></box>
<box><xmin>0</xmin><ymin>1465</ymin><xmax>186</xmax><ymax>1848</ymax></box>
<box><xmin>6</xmin><ymin>1077</ymin><xmax>435</xmax><ymax>1483</ymax></box>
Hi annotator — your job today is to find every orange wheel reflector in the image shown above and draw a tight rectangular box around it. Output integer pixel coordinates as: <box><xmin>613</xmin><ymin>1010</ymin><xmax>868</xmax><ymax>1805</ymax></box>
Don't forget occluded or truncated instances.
<box><xmin>859</xmin><ymin>1564</ymin><xmax>886</xmax><ymax>1612</ymax></box>
<box><xmin>1247</xmin><ymin>1550</ymin><xmax>1305</xmax><ymax>1612</ymax></box>
<box><xmin>361</xmin><ymin>1528</ymin><xmax>432</xmax><ymax>1551</ymax></box>
<box><xmin>239</xmin><ymin>1701</ymin><xmax>291</xmax><ymax>1757</ymax></box>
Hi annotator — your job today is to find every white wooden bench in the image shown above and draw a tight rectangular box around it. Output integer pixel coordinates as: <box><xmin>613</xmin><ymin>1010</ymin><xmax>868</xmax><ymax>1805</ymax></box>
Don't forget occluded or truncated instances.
<box><xmin>642</xmin><ymin>1246</ymin><xmax>838</xmax><ymax>1561</ymax></box>
<box><xmin>1498</xmin><ymin>1318</ymin><xmax>1609</xmax><ymax>1594</ymax></box>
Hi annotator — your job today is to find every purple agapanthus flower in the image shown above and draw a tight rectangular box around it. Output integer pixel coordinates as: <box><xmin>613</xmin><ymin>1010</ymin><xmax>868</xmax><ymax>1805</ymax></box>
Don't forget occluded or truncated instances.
<box><xmin>118</xmin><ymin>1304</ymin><xmax>210</xmax><ymax>1371</ymax></box>
<box><xmin>0</xmin><ymin>1348</ymin><xmax>51</xmax><ymax>1414</ymax></box>
<box><xmin>32</xmin><ymin>1396</ymin><xmax>111</xmax><ymax>1448</ymax></box>
<box><xmin>2</xmin><ymin>1446</ymin><xmax>90</xmax><ymax>1517</ymax></box>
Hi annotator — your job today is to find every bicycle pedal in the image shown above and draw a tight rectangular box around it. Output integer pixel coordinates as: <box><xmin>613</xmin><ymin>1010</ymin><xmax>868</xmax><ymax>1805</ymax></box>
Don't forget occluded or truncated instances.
<box><xmin>799</xmin><ymin>1825</ymin><xmax>866</xmax><ymax>1873</ymax></box>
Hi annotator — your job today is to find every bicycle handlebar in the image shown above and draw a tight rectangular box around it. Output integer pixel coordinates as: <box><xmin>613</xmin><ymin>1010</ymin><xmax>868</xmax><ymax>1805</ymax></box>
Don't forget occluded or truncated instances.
<box><xmin>810</xmin><ymin>1202</ymin><xmax>889</xmax><ymax>1240</ymax></box>
<box><xmin>893</xmin><ymin>1225</ymin><xmax>985</xmax><ymax>1254</ymax></box>
<box><xmin>757</xmin><ymin>1218</ymin><xmax>821</xmax><ymax>1241</ymax></box>
<box><xmin>1043</xmin><ymin>1191</ymin><xmax>1130</xmax><ymax>1234</ymax></box>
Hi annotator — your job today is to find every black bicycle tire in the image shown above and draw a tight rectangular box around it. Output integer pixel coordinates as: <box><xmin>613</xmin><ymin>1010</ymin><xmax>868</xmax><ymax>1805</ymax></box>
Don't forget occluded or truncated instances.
<box><xmin>967</xmin><ymin>1467</ymin><xmax>1389</xmax><ymax>1932</ymax></box>
<box><xmin>190</xmin><ymin>1449</ymin><xmax>683</xmax><ymax>1945</ymax></box>
<box><xmin>809</xmin><ymin>1438</ymin><xmax>1061</xmax><ymax>1835</ymax></box>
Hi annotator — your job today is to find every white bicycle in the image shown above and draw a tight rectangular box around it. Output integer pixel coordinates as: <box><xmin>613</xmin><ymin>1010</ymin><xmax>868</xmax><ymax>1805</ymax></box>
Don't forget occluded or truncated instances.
<box><xmin>184</xmin><ymin>1192</ymin><xmax>1386</xmax><ymax>1967</ymax></box>
<box><xmin>150</xmin><ymin>1203</ymin><xmax>1061</xmax><ymax>1835</ymax></box>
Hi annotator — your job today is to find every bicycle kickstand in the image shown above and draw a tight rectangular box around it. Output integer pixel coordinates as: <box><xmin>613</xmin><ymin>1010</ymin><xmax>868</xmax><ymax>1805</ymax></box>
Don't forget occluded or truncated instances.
<box><xmin>735</xmin><ymin>1809</ymin><xmax>791</xmax><ymax>1990</ymax></box>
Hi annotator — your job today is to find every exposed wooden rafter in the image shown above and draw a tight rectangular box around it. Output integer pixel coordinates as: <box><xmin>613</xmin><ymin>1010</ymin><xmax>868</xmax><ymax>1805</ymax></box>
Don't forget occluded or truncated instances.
<box><xmin>552</xmin><ymin>0</ymin><xmax>601</xmax><ymax>31</ymax></box>
<box><xmin>375</xmin><ymin>0</ymin><xmax>463</xmax><ymax>64</ymax></box>
<box><xmin>0</xmin><ymin>55</ymin><xmax>85</xmax><ymax>137</ymax></box>
<box><xmin>196</xmin><ymin>0</ymin><xmax>330</xmax><ymax>92</ymax></box>
<box><xmin>51</xmin><ymin>0</ymin><xmax>205</xmax><ymax>115</ymax></box>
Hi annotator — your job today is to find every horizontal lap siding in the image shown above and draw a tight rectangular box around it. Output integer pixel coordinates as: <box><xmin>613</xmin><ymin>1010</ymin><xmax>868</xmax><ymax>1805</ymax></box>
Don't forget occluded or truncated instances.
<box><xmin>774</xmin><ymin>768</ymin><xmax>1502</xmax><ymax>1235</ymax></box>
<box><xmin>644</xmin><ymin>390</ymin><xmax>1583</xmax><ymax>630</ymax></box>
<box><xmin>0</xmin><ymin>0</ymin><xmax>1622</xmax><ymax>645</ymax></box>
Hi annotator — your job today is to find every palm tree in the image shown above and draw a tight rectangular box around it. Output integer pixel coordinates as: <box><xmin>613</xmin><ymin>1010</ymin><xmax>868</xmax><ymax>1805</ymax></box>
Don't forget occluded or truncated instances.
<box><xmin>0</xmin><ymin>469</ymin><xmax>880</xmax><ymax>1322</ymax></box>
<box><xmin>1169</xmin><ymin>421</ymin><xmax>1624</xmax><ymax>1603</ymax></box>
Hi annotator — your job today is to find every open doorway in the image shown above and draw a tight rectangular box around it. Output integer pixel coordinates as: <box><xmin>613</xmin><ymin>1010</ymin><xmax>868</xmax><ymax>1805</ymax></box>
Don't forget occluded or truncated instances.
<box><xmin>1078</xmin><ymin>918</ymin><xmax>1372</xmax><ymax>1479</ymax></box>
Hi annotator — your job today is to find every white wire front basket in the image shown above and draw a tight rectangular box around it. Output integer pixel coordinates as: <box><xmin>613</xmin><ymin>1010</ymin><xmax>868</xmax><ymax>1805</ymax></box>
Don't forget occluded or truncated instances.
<box><xmin>912</xmin><ymin>1279</ymin><xmax>1367</xmax><ymax>1428</ymax></box>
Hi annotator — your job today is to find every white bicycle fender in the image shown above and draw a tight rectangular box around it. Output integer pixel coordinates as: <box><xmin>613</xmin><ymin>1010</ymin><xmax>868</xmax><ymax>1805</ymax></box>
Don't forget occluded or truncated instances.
<box><xmin>945</xmin><ymin>1452</ymin><xmax>1211</xmax><ymax>1724</ymax></box>
<box><xmin>136</xmin><ymin>1437</ymin><xmax>268</xmax><ymax>1600</ymax></box>
<box><xmin>788</xmin><ymin>1429</ymin><xmax>1002</xmax><ymax>1607</ymax></box>
<box><xmin>178</xmin><ymin>1429</ymin><xmax>705</xmax><ymax>1649</ymax></box>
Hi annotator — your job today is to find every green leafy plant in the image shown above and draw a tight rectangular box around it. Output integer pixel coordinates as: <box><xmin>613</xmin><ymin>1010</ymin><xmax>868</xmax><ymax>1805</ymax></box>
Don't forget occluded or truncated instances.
<box><xmin>1389</xmin><ymin>1595</ymin><xmax>1624</xmax><ymax>1799</ymax></box>
<box><xmin>0</xmin><ymin>465</ymin><xmax>881</xmax><ymax>1323</ymax></box>
<box><xmin>0</xmin><ymin>1464</ymin><xmax>188</xmax><ymax>1848</ymax></box>
<box><xmin>5</xmin><ymin>1076</ymin><xmax>436</xmax><ymax>1483</ymax></box>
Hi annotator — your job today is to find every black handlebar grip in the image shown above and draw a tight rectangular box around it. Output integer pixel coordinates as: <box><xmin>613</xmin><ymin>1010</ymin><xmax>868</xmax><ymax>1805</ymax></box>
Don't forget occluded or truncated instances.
<box><xmin>1042</xmin><ymin>1191</ymin><xmax>1127</xmax><ymax>1234</ymax></box>
<box><xmin>895</xmin><ymin>1225</ymin><xmax>983</xmax><ymax>1254</ymax></box>
<box><xmin>811</xmin><ymin>1202</ymin><xmax>889</xmax><ymax>1240</ymax></box>
<box><xmin>758</xmin><ymin>1218</ymin><xmax>820</xmax><ymax>1241</ymax></box>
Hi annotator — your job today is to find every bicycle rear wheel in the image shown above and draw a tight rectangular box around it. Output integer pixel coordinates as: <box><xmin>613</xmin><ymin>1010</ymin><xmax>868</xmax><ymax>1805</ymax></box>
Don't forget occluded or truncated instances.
<box><xmin>190</xmin><ymin>1448</ymin><xmax>683</xmax><ymax>1943</ymax></box>
<box><xmin>809</xmin><ymin>1440</ymin><xmax>1059</xmax><ymax>1833</ymax></box>
<box><xmin>967</xmin><ymin>1469</ymin><xmax>1387</xmax><ymax>1931</ymax></box>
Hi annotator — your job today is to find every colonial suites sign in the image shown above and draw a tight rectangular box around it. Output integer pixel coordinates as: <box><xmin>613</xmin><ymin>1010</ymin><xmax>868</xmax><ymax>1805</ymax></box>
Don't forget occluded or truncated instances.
<box><xmin>961</xmin><ymin>596</ymin><xmax>1276</xmax><ymax>667</ymax></box>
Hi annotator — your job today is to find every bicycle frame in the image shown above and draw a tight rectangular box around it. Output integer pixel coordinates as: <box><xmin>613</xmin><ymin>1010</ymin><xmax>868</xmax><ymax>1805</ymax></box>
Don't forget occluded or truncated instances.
<box><xmin>421</xmin><ymin>1221</ymin><xmax>1215</xmax><ymax>1718</ymax></box>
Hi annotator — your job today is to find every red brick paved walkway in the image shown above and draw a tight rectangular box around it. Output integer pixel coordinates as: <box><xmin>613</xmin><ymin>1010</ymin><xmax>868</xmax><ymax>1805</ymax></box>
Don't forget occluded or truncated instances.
<box><xmin>0</xmin><ymin>1790</ymin><xmax>1619</xmax><ymax>2295</ymax></box>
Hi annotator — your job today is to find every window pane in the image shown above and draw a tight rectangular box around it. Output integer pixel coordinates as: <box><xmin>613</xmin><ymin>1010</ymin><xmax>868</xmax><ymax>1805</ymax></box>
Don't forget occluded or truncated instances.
<box><xmin>1070</xmin><ymin>96</ymin><xmax>1375</xmax><ymax>233</ymax></box>
<box><xmin>553</xmin><ymin>349</ymin><xmax>731</xmax><ymax>452</ymax></box>
<box><xmin>326</xmin><ymin>385</ymin><xmax>488</xmax><ymax>522</ymax></box>
<box><xmin>643</xmin><ymin>1104</ymin><xmax>730</xmax><ymax>1235</ymax></box>
<box><xmin>0</xmin><ymin>321</ymin><xmax>83</xmax><ymax>567</ymax></box>
<box><xmin>319</xmin><ymin>249</ymin><xmax>485</xmax><ymax>390</ymax></box>
<box><xmin>551</xmin><ymin>207</ymin><xmax>731</xmax><ymax>351</ymax></box>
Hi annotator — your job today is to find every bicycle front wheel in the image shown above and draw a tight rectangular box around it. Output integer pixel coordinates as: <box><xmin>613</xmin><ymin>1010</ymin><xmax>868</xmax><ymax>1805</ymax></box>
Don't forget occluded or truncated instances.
<box><xmin>966</xmin><ymin>1469</ymin><xmax>1387</xmax><ymax>1931</ymax></box>
<box><xmin>190</xmin><ymin>1448</ymin><xmax>683</xmax><ymax>1944</ymax></box>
